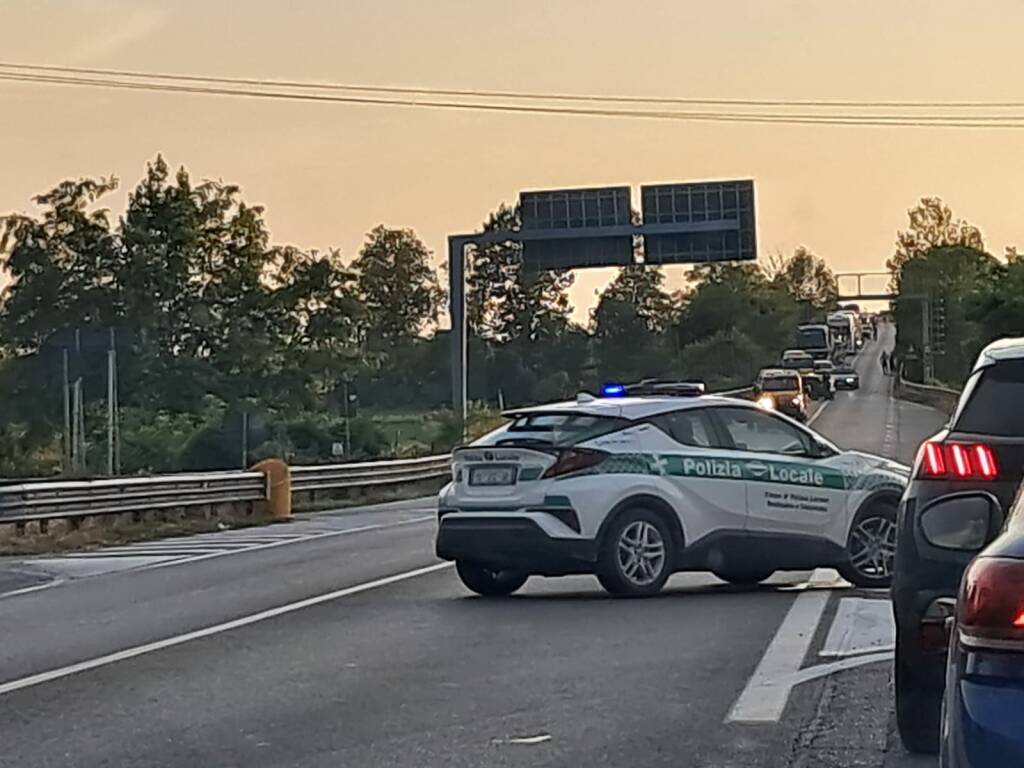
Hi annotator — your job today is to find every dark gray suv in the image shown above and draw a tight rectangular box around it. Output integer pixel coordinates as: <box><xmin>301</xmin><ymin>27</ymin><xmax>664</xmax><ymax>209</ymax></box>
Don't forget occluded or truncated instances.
<box><xmin>892</xmin><ymin>338</ymin><xmax>1024</xmax><ymax>753</ymax></box>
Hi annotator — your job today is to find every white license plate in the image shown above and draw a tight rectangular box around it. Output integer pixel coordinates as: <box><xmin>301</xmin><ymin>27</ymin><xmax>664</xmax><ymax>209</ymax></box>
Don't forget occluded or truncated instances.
<box><xmin>469</xmin><ymin>466</ymin><xmax>517</xmax><ymax>486</ymax></box>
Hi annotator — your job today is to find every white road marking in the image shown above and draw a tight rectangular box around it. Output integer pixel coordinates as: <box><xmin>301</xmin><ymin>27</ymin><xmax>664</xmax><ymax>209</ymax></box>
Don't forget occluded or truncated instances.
<box><xmin>0</xmin><ymin>561</ymin><xmax>453</xmax><ymax>697</ymax></box>
<box><xmin>0</xmin><ymin>578</ymin><xmax>66</xmax><ymax>601</ymax></box>
<box><xmin>788</xmin><ymin>651</ymin><xmax>892</xmax><ymax>686</ymax></box>
<box><xmin>726</xmin><ymin>588</ymin><xmax>830</xmax><ymax>722</ymax></box>
<box><xmin>819</xmin><ymin>597</ymin><xmax>895</xmax><ymax>658</ymax></box>
<box><xmin>807</xmin><ymin>401</ymin><xmax>830</xmax><ymax>426</ymax></box>
<box><xmin>778</xmin><ymin>567</ymin><xmax>849</xmax><ymax>592</ymax></box>
<box><xmin>22</xmin><ymin>515</ymin><xmax>436</xmax><ymax>581</ymax></box>
<box><xmin>495</xmin><ymin>734</ymin><xmax>552</xmax><ymax>746</ymax></box>
<box><xmin>138</xmin><ymin>515</ymin><xmax>436</xmax><ymax>573</ymax></box>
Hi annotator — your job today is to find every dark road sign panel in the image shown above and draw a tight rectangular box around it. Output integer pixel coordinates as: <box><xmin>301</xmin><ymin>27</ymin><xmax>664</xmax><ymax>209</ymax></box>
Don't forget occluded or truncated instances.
<box><xmin>641</xmin><ymin>180</ymin><xmax>756</xmax><ymax>264</ymax></box>
<box><xmin>520</xmin><ymin>186</ymin><xmax>631</xmax><ymax>231</ymax></box>
<box><xmin>522</xmin><ymin>236</ymin><xmax>633</xmax><ymax>271</ymax></box>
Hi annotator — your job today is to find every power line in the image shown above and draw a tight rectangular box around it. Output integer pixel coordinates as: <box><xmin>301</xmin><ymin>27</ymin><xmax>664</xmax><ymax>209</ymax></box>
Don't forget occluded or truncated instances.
<box><xmin>1</xmin><ymin>60</ymin><xmax>1022</xmax><ymax>110</ymax></box>
<box><xmin>4</xmin><ymin>70</ymin><xmax>1024</xmax><ymax>129</ymax></box>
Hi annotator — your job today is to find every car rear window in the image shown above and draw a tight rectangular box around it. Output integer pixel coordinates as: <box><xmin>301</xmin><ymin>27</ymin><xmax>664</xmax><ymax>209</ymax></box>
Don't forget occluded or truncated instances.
<box><xmin>798</xmin><ymin>328</ymin><xmax>828</xmax><ymax>348</ymax></box>
<box><xmin>954</xmin><ymin>360</ymin><xmax>1024</xmax><ymax>437</ymax></box>
<box><xmin>496</xmin><ymin>413</ymin><xmax>631</xmax><ymax>446</ymax></box>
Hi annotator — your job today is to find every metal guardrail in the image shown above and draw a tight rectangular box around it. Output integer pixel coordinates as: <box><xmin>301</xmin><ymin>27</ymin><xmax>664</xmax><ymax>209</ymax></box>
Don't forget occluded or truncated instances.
<box><xmin>899</xmin><ymin>377</ymin><xmax>962</xmax><ymax>397</ymax></box>
<box><xmin>290</xmin><ymin>455</ymin><xmax>452</xmax><ymax>493</ymax></box>
<box><xmin>896</xmin><ymin>373</ymin><xmax>962</xmax><ymax>416</ymax></box>
<box><xmin>0</xmin><ymin>471</ymin><xmax>269</xmax><ymax>524</ymax></box>
<box><xmin>0</xmin><ymin>455</ymin><xmax>454</xmax><ymax>526</ymax></box>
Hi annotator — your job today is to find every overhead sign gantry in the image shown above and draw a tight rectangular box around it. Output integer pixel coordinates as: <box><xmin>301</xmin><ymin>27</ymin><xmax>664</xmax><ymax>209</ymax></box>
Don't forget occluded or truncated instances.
<box><xmin>447</xmin><ymin>179</ymin><xmax>757</xmax><ymax>418</ymax></box>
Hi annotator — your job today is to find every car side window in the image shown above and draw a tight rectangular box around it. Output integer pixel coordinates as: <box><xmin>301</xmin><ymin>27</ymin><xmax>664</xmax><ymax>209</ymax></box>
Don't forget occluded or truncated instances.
<box><xmin>649</xmin><ymin>409</ymin><xmax>716</xmax><ymax>448</ymax></box>
<box><xmin>712</xmin><ymin>407</ymin><xmax>812</xmax><ymax>456</ymax></box>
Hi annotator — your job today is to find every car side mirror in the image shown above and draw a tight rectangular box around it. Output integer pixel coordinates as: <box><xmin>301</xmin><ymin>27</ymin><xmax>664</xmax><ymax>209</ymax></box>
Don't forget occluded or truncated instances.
<box><xmin>919</xmin><ymin>492</ymin><xmax>999</xmax><ymax>552</ymax></box>
<box><xmin>807</xmin><ymin>438</ymin><xmax>835</xmax><ymax>459</ymax></box>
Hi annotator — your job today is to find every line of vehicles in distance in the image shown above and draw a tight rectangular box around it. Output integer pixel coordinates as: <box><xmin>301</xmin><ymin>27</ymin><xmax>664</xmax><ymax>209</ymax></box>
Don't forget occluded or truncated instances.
<box><xmin>751</xmin><ymin>306</ymin><xmax>877</xmax><ymax>421</ymax></box>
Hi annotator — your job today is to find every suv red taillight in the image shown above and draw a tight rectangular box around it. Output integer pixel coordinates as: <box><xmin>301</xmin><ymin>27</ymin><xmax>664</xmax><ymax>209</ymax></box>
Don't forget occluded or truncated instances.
<box><xmin>541</xmin><ymin>448</ymin><xmax>608</xmax><ymax>479</ymax></box>
<box><xmin>959</xmin><ymin>557</ymin><xmax>1024</xmax><ymax>650</ymax></box>
<box><xmin>917</xmin><ymin>441</ymin><xmax>999</xmax><ymax>480</ymax></box>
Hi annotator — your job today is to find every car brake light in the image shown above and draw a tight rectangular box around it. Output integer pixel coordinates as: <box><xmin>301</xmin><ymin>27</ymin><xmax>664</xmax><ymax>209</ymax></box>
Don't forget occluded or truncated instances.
<box><xmin>975</xmin><ymin>445</ymin><xmax>998</xmax><ymax>479</ymax></box>
<box><xmin>950</xmin><ymin>444</ymin><xmax>971</xmax><ymax>478</ymax></box>
<box><xmin>959</xmin><ymin>557</ymin><xmax>1024</xmax><ymax>650</ymax></box>
<box><xmin>923</xmin><ymin>442</ymin><xmax>945</xmax><ymax>476</ymax></box>
<box><xmin>541</xmin><ymin>448</ymin><xmax>608</xmax><ymax>479</ymax></box>
<box><xmin>916</xmin><ymin>441</ymin><xmax>999</xmax><ymax>480</ymax></box>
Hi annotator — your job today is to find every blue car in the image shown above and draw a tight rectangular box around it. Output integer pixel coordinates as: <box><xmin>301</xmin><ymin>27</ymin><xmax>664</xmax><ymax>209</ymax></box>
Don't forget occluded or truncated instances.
<box><xmin>941</xmin><ymin>491</ymin><xmax>1024</xmax><ymax>767</ymax></box>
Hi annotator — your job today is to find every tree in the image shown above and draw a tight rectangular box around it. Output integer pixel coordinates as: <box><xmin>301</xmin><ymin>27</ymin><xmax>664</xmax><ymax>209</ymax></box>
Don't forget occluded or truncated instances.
<box><xmin>0</xmin><ymin>176</ymin><xmax>121</xmax><ymax>352</ymax></box>
<box><xmin>598</xmin><ymin>265</ymin><xmax>675</xmax><ymax>332</ymax></box>
<box><xmin>888</xmin><ymin>197</ymin><xmax>984</xmax><ymax>278</ymax></box>
<box><xmin>894</xmin><ymin>245</ymin><xmax>995</xmax><ymax>383</ymax></box>
<box><xmin>673</xmin><ymin>263</ymin><xmax>800</xmax><ymax>384</ymax></box>
<box><xmin>591</xmin><ymin>267</ymin><xmax>675</xmax><ymax>383</ymax></box>
<box><xmin>969</xmin><ymin>255</ymin><xmax>1024</xmax><ymax>342</ymax></box>
<box><xmin>272</xmin><ymin>246</ymin><xmax>365</xmax><ymax>408</ymax></box>
<box><xmin>465</xmin><ymin>205</ymin><xmax>574</xmax><ymax>343</ymax></box>
<box><xmin>0</xmin><ymin>158</ymin><xmax>377</xmax><ymax>474</ymax></box>
<box><xmin>766</xmin><ymin>247</ymin><xmax>838</xmax><ymax>316</ymax></box>
<box><xmin>352</xmin><ymin>226</ymin><xmax>445</xmax><ymax>349</ymax></box>
<box><xmin>0</xmin><ymin>177</ymin><xmax>122</xmax><ymax>466</ymax></box>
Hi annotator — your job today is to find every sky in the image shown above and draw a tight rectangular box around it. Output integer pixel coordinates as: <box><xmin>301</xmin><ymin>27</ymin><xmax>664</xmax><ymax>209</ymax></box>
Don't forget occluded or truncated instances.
<box><xmin>2</xmin><ymin>0</ymin><xmax>1024</xmax><ymax>322</ymax></box>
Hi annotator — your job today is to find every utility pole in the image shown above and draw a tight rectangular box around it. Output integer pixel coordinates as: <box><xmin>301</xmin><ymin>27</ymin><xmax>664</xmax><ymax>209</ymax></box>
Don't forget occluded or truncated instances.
<box><xmin>71</xmin><ymin>328</ymin><xmax>84</xmax><ymax>472</ymax></box>
<box><xmin>343</xmin><ymin>380</ymin><xmax>352</xmax><ymax>458</ymax></box>
<box><xmin>240</xmin><ymin>410</ymin><xmax>249</xmax><ymax>468</ymax></box>
<box><xmin>106</xmin><ymin>328</ymin><xmax>117</xmax><ymax>475</ymax></box>
<box><xmin>921</xmin><ymin>296</ymin><xmax>934</xmax><ymax>383</ymax></box>
<box><xmin>62</xmin><ymin>347</ymin><xmax>71</xmax><ymax>472</ymax></box>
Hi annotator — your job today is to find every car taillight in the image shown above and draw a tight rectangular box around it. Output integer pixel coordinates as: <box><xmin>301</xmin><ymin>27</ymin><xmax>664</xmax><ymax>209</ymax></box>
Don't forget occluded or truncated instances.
<box><xmin>916</xmin><ymin>441</ymin><xmax>999</xmax><ymax>480</ymax></box>
<box><xmin>541</xmin><ymin>448</ymin><xmax>608</xmax><ymax>479</ymax></box>
<box><xmin>959</xmin><ymin>557</ymin><xmax>1024</xmax><ymax>651</ymax></box>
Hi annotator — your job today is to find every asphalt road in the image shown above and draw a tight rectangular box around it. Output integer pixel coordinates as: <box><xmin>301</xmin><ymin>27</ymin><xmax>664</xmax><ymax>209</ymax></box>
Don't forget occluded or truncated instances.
<box><xmin>0</xmin><ymin>325</ymin><xmax>948</xmax><ymax>768</ymax></box>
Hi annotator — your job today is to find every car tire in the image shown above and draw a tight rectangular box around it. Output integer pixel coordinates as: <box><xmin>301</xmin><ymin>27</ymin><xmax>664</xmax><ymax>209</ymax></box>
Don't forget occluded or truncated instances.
<box><xmin>597</xmin><ymin>507</ymin><xmax>673</xmax><ymax>597</ymax></box>
<box><xmin>839</xmin><ymin>502</ymin><xmax>898</xmax><ymax>588</ymax></box>
<box><xmin>896</xmin><ymin>648</ymin><xmax>941</xmax><ymax>754</ymax></box>
<box><xmin>712</xmin><ymin>568</ymin><xmax>774</xmax><ymax>586</ymax></box>
<box><xmin>455</xmin><ymin>561</ymin><xmax>528</xmax><ymax>597</ymax></box>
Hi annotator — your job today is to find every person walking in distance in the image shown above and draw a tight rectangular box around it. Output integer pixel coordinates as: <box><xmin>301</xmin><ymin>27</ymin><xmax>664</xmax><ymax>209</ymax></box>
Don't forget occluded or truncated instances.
<box><xmin>880</xmin><ymin>350</ymin><xmax>889</xmax><ymax>375</ymax></box>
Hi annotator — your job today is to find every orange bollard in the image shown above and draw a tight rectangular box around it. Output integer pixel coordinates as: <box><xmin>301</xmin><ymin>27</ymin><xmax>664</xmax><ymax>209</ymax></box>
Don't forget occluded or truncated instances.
<box><xmin>252</xmin><ymin>458</ymin><xmax>291</xmax><ymax>520</ymax></box>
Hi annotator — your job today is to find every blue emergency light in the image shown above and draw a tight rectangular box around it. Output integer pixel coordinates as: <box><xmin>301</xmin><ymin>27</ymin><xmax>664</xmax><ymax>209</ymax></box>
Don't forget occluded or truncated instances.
<box><xmin>601</xmin><ymin>383</ymin><xmax>626</xmax><ymax>397</ymax></box>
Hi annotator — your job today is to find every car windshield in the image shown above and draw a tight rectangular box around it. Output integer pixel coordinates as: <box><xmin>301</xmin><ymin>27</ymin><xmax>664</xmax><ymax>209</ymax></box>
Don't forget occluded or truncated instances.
<box><xmin>761</xmin><ymin>376</ymin><xmax>800</xmax><ymax>391</ymax></box>
<box><xmin>0</xmin><ymin>3</ymin><xmax>1015</xmax><ymax>765</ymax></box>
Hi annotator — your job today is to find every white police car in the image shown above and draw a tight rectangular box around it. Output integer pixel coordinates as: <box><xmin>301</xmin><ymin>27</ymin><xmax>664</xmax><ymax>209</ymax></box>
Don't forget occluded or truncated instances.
<box><xmin>436</xmin><ymin>382</ymin><xmax>909</xmax><ymax>597</ymax></box>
